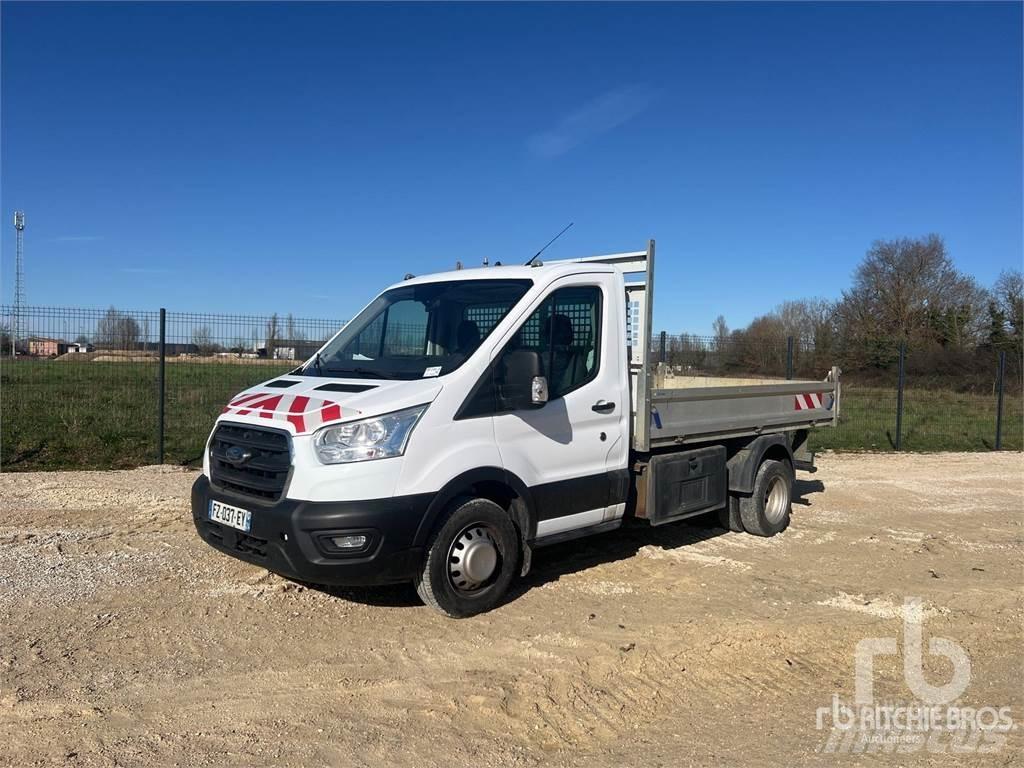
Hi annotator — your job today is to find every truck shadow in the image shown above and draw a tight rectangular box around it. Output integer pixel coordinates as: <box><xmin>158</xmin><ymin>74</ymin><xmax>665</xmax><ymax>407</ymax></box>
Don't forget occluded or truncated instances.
<box><xmin>311</xmin><ymin>582</ymin><xmax>422</xmax><ymax>608</ymax></box>
<box><xmin>308</xmin><ymin>479</ymin><xmax>828</xmax><ymax>610</ymax></box>
<box><xmin>793</xmin><ymin>478</ymin><xmax>825</xmax><ymax>505</ymax></box>
<box><xmin>516</xmin><ymin>477</ymin><xmax>827</xmax><ymax>598</ymax></box>
<box><xmin>304</xmin><ymin>520</ymin><xmax>730</xmax><ymax>609</ymax></box>
<box><xmin>514</xmin><ymin>515</ymin><xmax>728</xmax><ymax>597</ymax></box>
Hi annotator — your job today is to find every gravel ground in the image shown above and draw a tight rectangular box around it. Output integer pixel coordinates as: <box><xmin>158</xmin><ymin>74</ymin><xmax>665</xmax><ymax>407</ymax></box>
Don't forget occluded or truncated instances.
<box><xmin>0</xmin><ymin>453</ymin><xmax>1021</xmax><ymax>767</ymax></box>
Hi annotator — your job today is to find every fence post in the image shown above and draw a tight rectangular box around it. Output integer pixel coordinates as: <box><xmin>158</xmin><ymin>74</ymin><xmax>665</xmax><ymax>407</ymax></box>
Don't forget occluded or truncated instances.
<box><xmin>895</xmin><ymin>341</ymin><xmax>906</xmax><ymax>451</ymax></box>
<box><xmin>659</xmin><ymin>331</ymin><xmax>667</xmax><ymax>364</ymax></box>
<box><xmin>157</xmin><ymin>308</ymin><xmax>166</xmax><ymax>465</ymax></box>
<box><xmin>995</xmin><ymin>350</ymin><xmax>1006</xmax><ymax>451</ymax></box>
<box><xmin>786</xmin><ymin>336</ymin><xmax>794</xmax><ymax>380</ymax></box>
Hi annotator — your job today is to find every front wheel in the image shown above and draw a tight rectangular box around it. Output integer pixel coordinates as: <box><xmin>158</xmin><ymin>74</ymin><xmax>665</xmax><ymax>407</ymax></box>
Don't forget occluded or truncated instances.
<box><xmin>414</xmin><ymin>497</ymin><xmax>520</xmax><ymax>618</ymax></box>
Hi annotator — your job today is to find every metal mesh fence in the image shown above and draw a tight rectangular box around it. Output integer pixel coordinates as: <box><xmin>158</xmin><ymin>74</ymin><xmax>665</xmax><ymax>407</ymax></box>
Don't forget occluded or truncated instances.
<box><xmin>1</xmin><ymin>306</ymin><xmax>163</xmax><ymax>469</ymax></box>
<box><xmin>1</xmin><ymin>306</ymin><xmax>344</xmax><ymax>469</ymax></box>
<box><xmin>650</xmin><ymin>332</ymin><xmax>1022</xmax><ymax>453</ymax></box>
<box><xmin>160</xmin><ymin>312</ymin><xmax>342</xmax><ymax>465</ymax></box>
<box><xmin>1</xmin><ymin>307</ymin><xmax>1021</xmax><ymax>471</ymax></box>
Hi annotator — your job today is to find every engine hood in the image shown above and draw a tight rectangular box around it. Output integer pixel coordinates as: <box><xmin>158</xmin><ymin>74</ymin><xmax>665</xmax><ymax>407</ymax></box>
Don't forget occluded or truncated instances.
<box><xmin>218</xmin><ymin>375</ymin><xmax>443</xmax><ymax>435</ymax></box>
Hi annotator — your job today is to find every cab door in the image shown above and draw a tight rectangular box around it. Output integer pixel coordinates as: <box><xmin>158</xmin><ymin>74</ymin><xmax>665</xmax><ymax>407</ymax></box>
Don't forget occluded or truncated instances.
<box><xmin>490</xmin><ymin>273</ymin><xmax>629</xmax><ymax>539</ymax></box>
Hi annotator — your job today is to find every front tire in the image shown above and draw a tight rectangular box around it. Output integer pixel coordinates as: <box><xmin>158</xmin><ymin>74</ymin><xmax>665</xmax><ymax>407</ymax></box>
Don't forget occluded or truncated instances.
<box><xmin>738</xmin><ymin>459</ymin><xmax>793</xmax><ymax>537</ymax></box>
<box><xmin>415</xmin><ymin>497</ymin><xmax>519</xmax><ymax>618</ymax></box>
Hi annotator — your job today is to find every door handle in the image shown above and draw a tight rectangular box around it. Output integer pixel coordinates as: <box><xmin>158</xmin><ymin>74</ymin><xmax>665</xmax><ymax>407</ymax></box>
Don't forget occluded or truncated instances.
<box><xmin>592</xmin><ymin>400</ymin><xmax>615</xmax><ymax>413</ymax></box>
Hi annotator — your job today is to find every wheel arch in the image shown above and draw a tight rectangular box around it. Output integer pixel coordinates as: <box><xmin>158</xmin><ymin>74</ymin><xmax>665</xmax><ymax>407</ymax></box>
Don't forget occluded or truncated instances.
<box><xmin>726</xmin><ymin>434</ymin><xmax>794</xmax><ymax>494</ymax></box>
<box><xmin>414</xmin><ymin>467</ymin><xmax>537</xmax><ymax>551</ymax></box>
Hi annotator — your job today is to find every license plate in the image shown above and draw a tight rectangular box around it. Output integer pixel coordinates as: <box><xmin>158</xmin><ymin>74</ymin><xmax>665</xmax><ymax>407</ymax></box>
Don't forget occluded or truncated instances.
<box><xmin>208</xmin><ymin>499</ymin><xmax>252</xmax><ymax>533</ymax></box>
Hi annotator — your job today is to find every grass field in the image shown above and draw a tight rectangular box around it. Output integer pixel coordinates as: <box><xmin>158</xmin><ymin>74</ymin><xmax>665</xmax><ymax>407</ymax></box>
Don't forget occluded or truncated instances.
<box><xmin>1</xmin><ymin>359</ymin><xmax>297</xmax><ymax>470</ymax></box>
<box><xmin>1</xmin><ymin>360</ymin><xmax>1020</xmax><ymax>471</ymax></box>
<box><xmin>809</xmin><ymin>383</ymin><xmax>1022</xmax><ymax>453</ymax></box>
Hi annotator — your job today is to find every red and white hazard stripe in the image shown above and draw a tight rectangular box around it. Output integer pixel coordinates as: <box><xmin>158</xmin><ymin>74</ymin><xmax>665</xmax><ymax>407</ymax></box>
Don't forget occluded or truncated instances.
<box><xmin>221</xmin><ymin>392</ymin><xmax>349</xmax><ymax>433</ymax></box>
<box><xmin>794</xmin><ymin>392</ymin><xmax>824</xmax><ymax>411</ymax></box>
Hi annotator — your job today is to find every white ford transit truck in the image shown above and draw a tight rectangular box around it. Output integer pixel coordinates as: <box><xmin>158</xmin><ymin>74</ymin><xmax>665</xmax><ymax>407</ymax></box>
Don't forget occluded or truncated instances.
<box><xmin>192</xmin><ymin>241</ymin><xmax>840</xmax><ymax>617</ymax></box>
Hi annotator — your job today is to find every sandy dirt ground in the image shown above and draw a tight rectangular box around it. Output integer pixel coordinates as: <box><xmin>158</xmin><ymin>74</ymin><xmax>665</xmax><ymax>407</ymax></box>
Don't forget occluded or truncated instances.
<box><xmin>1</xmin><ymin>453</ymin><xmax>1021</xmax><ymax>767</ymax></box>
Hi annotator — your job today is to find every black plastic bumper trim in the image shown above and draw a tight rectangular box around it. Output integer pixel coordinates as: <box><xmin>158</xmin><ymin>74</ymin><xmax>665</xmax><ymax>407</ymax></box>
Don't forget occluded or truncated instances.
<box><xmin>192</xmin><ymin>475</ymin><xmax>429</xmax><ymax>586</ymax></box>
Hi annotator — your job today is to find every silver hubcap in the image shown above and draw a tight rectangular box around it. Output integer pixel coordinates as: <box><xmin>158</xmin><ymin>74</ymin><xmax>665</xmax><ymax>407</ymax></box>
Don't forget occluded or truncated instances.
<box><xmin>764</xmin><ymin>475</ymin><xmax>789</xmax><ymax>524</ymax></box>
<box><xmin>448</xmin><ymin>525</ymin><xmax>499</xmax><ymax>592</ymax></box>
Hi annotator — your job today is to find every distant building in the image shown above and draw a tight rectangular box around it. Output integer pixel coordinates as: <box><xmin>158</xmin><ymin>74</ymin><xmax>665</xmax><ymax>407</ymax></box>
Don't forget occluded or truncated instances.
<box><xmin>68</xmin><ymin>342</ymin><xmax>94</xmax><ymax>353</ymax></box>
<box><xmin>256</xmin><ymin>338</ymin><xmax>321</xmax><ymax>360</ymax></box>
<box><xmin>27</xmin><ymin>337</ymin><xmax>69</xmax><ymax>357</ymax></box>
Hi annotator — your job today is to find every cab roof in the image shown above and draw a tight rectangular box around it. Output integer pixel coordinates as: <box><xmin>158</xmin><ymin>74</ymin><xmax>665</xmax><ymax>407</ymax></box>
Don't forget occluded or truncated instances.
<box><xmin>388</xmin><ymin>249</ymin><xmax>649</xmax><ymax>292</ymax></box>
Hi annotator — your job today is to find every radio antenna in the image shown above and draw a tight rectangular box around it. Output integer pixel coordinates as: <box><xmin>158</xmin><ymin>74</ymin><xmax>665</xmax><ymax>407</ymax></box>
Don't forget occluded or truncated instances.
<box><xmin>525</xmin><ymin>222</ymin><xmax>573</xmax><ymax>266</ymax></box>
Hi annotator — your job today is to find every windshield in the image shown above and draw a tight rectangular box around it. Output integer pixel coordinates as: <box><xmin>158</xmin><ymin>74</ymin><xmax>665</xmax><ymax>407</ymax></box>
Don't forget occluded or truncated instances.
<box><xmin>305</xmin><ymin>279</ymin><xmax>533</xmax><ymax>380</ymax></box>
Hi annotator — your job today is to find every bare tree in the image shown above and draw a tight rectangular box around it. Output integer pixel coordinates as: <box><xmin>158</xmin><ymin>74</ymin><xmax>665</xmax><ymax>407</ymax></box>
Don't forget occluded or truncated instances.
<box><xmin>742</xmin><ymin>313</ymin><xmax>787</xmax><ymax>375</ymax></box>
<box><xmin>776</xmin><ymin>299</ymin><xmax>835</xmax><ymax>343</ymax></box>
<box><xmin>95</xmin><ymin>307</ymin><xmax>141</xmax><ymax>350</ymax></box>
<box><xmin>265</xmin><ymin>314</ymin><xmax>280</xmax><ymax>358</ymax></box>
<box><xmin>192</xmin><ymin>326</ymin><xmax>217</xmax><ymax>356</ymax></box>
<box><xmin>837</xmin><ymin>235</ymin><xmax>984</xmax><ymax>363</ymax></box>
<box><xmin>285</xmin><ymin>313</ymin><xmax>305</xmax><ymax>342</ymax></box>
<box><xmin>717</xmin><ymin>236</ymin><xmax>1011</xmax><ymax>380</ymax></box>
<box><xmin>992</xmin><ymin>269</ymin><xmax>1023</xmax><ymax>344</ymax></box>
<box><xmin>712</xmin><ymin>315</ymin><xmax>729</xmax><ymax>348</ymax></box>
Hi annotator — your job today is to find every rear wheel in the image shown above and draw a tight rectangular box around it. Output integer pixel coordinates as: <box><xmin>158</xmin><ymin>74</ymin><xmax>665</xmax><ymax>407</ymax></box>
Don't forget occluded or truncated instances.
<box><xmin>415</xmin><ymin>497</ymin><xmax>519</xmax><ymax>618</ymax></box>
<box><xmin>738</xmin><ymin>459</ymin><xmax>793</xmax><ymax>537</ymax></box>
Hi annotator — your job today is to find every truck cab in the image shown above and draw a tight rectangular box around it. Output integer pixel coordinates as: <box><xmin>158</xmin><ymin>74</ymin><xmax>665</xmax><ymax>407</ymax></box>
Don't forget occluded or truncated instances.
<box><xmin>192</xmin><ymin>240</ymin><xmax>839</xmax><ymax>616</ymax></box>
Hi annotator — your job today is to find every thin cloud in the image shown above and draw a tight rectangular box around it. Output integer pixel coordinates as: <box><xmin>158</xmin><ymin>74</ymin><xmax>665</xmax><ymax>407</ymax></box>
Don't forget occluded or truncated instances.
<box><xmin>527</xmin><ymin>84</ymin><xmax>659</xmax><ymax>159</ymax></box>
<box><xmin>53</xmin><ymin>235</ymin><xmax>105</xmax><ymax>242</ymax></box>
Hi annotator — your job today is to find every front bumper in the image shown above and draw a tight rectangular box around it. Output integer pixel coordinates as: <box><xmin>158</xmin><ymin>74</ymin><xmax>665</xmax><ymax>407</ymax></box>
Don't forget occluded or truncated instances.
<box><xmin>191</xmin><ymin>474</ymin><xmax>430</xmax><ymax>586</ymax></box>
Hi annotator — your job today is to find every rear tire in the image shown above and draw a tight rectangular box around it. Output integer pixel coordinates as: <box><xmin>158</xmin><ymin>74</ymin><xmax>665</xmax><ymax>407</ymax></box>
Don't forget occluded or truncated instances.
<box><xmin>414</xmin><ymin>497</ymin><xmax>519</xmax><ymax>618</ymax></box>
<box><xmin>717</xmin><ymin>496</ymin><xmax>745</xmax><ymax>532</ymax></box>
<box><xmin>738</xmin><ymin>459</ymin><xmax>793</xmax><ymax>537</ymax></box>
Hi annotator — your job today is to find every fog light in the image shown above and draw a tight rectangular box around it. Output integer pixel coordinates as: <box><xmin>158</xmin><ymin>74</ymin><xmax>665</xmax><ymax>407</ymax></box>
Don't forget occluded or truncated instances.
<box><xmin>331</xmin><ymin>534</ymin><xmax>368</xmax><ymax>550</ymax></box>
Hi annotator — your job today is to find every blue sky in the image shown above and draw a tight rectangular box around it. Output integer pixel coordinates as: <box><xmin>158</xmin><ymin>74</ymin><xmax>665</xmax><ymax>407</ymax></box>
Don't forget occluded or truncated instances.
<box><xmin>1</xmin><ymin>1</ymin><xmax>1021</xmax><ymax>333</ymax></box>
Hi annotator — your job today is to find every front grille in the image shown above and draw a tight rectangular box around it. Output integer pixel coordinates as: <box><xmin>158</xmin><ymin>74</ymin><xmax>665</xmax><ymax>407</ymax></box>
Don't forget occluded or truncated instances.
<box><xmin>209</xmin><ymin>423</ymin><xmax>291</xmax><ymax>501</ymax></box>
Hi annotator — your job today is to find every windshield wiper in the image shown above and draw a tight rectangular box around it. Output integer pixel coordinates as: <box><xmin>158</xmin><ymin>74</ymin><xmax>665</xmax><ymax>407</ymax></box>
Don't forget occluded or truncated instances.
<box><xmin>322</xmin><ymin>365</ymin><xmax>398</xmax><ymax>380</ymax></box>
<box><xmin>294</xmin><ymin>352</ymin><xmax>325</xmax><ymax>377</ymax></box>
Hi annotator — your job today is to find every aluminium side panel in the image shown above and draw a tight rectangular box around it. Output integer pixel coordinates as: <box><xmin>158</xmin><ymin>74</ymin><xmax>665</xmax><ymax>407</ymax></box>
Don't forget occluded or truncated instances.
<box><xmin>648</xmin><ymin>379</ymin><xmax>839</xmax><ymax>447</ymax></box>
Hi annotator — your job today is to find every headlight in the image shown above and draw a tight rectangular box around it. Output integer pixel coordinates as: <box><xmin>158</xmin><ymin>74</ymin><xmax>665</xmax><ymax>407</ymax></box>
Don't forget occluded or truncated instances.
<box><xmin>313</xmin><ymin>404</ymin><xmax>427</xmax><ymax>464</ymax></box>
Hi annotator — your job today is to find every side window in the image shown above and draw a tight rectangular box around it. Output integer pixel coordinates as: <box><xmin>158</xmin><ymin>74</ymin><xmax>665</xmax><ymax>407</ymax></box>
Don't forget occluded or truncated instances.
<box><xmin>526</xmin><ymin>286</ymin><xmax>601</xmax><ymax>399</ymax></box>
<box><xmin>456</xmin><ymin>285</ymin><xmax>602</xmax><ymax>419</ymax></box>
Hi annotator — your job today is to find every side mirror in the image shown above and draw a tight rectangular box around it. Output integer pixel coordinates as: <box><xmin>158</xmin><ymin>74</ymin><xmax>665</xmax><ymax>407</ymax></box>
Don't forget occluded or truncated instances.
<box><xmin>500</xmin><ymin>349</ymin><xmax>547</xmax><ymax>409</ymax></box>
